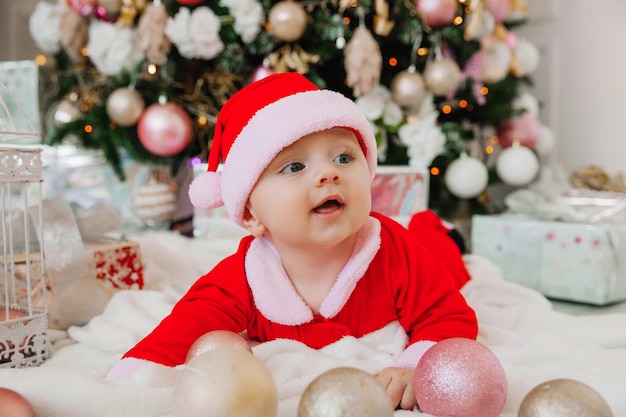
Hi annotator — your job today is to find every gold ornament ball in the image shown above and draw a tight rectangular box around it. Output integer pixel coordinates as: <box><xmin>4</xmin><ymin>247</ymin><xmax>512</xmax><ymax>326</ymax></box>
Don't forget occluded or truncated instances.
<box><xmin>424</xmin><ymin>57</ymin><xmax>462</xmax><ymax>96</ymax></box>
<box><xmin>185</xmin><ymin>330</ymin><xmax>252</xmax><ymax>363</ymax></box>
<box><xmin>268</xmin><ymin>0</ymin><xmax>308</xmax><ymax>42</ymax></box>
<box><xmin>297</xmin><ymin>367</ymin><xmax>394</xmax><ymax>417</ymax></box>
<box><xmin>48</xmin><ymin>99</ymin><xmax>82</xmax><ymax>127</ymax></box>
<box><xmin>172</xmin><ymin>348</ymin><xmax>278</xmax><ymax>417</ymax></box>
<box><xmin>390</xmin><ymin>70</ymin><xmax>426</xmax><ymax>109</ymax></box>
<box><xmin>106</xmin><ymin>87</ymin><xmax>145</xmax><ymax>127</ymax></box>
<box><xmin>518</xmin><ymin>378</ymin><xmax>613</xmax><ymax>417</ymax></box>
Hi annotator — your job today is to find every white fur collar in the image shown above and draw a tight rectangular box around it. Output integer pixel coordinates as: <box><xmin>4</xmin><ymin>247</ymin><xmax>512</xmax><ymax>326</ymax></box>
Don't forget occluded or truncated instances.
<box><xmin>245</xmin><ymin>217</ymin><xmax>382</xmax><ymax>325</ymax></box>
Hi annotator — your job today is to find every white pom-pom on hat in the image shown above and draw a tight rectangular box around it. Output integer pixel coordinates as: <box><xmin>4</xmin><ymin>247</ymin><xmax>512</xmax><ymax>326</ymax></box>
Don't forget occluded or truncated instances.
<box><xmin>188</xmin><ymin>171</ymin><xmax>223</xmax><ymax>210</ymax></box>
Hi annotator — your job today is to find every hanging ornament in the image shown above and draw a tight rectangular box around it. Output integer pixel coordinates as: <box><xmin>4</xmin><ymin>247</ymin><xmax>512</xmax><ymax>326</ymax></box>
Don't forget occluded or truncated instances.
<box><xmin>298</xmin><ymin>367</ymin><xmax>394</xmax><ymax>417</ymax></box>
<box><xmin>344</xmin><ymin>26</ymin><xmax>382</xmax><ymax>97</ymax></box>
<box><xmin>497</xmin><ymin>112</ymin><xmax>540</xmax><ymax>148</ymax></box>
<box><xmin>47</xmin><ymin>99</ymin><xmax>82</xmax><ymax>128</ymax></box>
<box><xmin>137</xmin><ymin>1</ymin><xmax>172</xmax><ymax>65</ymax></box>
<box><xmin>518</xmin><ymin>379</ymin><xmax>613</xmax><ymax>417</ymax></box>
<box><xmin>534</xmin><ymin>124</ymin><xmax>555</xmax><ymax>158</ymax></box>
<box><xmin>134</xmin><ymin>175</ymin><xmax>177</xmax><ymax>225</ymax></box>
<box><xmin>118</xmin><ymin>0</ymin><xmax>148</xmax><ymax>28</ymax></box>
<box><xmin>106</xmin><ymin>87</ymin><xmax>145</xmax><ymax>127</ymax></box>
<box><xmin>172</xmin><ymin>349</ymin><xmax>278</xmax><ymax>417</ymax></box>
<box><xmin>186</xmin><ymin>331</ymin><xmax>253</xmax><ymax>363</ymax></box>
<box><xmin>373</xmin><ymin>0</ymin><xmax>395</xmax><ymax>36</ymax></box>
<box><xmin>416</xmin><ymin>0</ymin><xmax>458</xmax><ymax>29</ymax></box>
<box><xmin>251</xmin><ymin>59</ymin><xmax>275</xmax><ymax>82</ymax></box>
<box><xmin>268</xmin><ymin>0</ymin><xmax>308</xmax><ymax>43</ymax></box>
<box><xmin>414</xmin><ymin>338</ymin><xmax>507</xmax><ymax>417</ymax></box>
<box><xmin>513</xmin><ymin>38</ymin><xmax>540</xmax><ymax>75</ymax></box>
<box><xmin>444</xmin><ymin>154</ymin><xmax>489</xmax><ymax>199</ymax></box>
<box><xmin>59</xmin><ymin>9</ymin><xmax>89</xmax><ymax>62</ymax></box>
<box><xmin>480</xmin><ymin>38</ymin><xmax>512</xmax><ymax>83</ymax></box>
<box><xmin>137</xmin><ymin>102</ymin><xmax>193</xmax><ymax>156</ymax></box>
<box><xmin>464</xmin><ymin>0</ymin><xmax>495</xmax><ymax>41</ymax></box>
<box><xmin>268</xmin><ymin>44</ymin><xmax>320</xmax><ymax>73</ymax></box>
<box><xmin>484</xmin><ymin>0</ymin><xmax>510</xmax><ymax>23</ymax></box>
<box><xmin>0</xmin><ymin>388</ymin><xmax>36</xmax><ymax>417</ymax></box>
<box><xmin>424</xmin><ymin>56</ymin><xmax>462</xmax><ymax>96</ymax></box>
<box><xmin>495</xmin><ymin>145</ymin><xmax>539</xmax><ymax>186</ymax></box>
<box><xmin>390</xmin><ymin>69</ymin><xmax>426</xmax><ymax>109</ymax></box>
<box><xmin>66</xmin><ymin>0</ymin><xmax>97</xmax><ymax>16</ymax></box>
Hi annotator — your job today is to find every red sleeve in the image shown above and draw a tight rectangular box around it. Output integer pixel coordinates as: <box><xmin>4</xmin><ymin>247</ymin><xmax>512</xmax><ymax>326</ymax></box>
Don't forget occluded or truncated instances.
<box><xmin>374</xmin><ymin>213</ymin><xmax>478</xmax><ymax>345</ymax></box>
<box><xmin>123</xmin><ymin>238</ymin><xmax>255</xmax><ymax>367</ymax></box>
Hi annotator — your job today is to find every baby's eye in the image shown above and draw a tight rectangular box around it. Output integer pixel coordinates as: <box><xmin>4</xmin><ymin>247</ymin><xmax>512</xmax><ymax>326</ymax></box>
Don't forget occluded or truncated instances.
<box><xmin>281</xmin><ymin>162</ymin><xmax>304</xmax><ymax>174</ymax></box>
<box><xmin>334</xmin><ymin>153</ymin><xmax>353</xmax><ymax>164</ymax></box>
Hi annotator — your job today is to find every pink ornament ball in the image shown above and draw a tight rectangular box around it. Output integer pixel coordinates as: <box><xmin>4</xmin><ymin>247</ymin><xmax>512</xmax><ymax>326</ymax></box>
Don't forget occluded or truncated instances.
<box><xmin>137</xmin><ymin>102</ymin><xmax>193</xmax><ymax>157</ymax></box>
<box><xmin>416</xmin><ymin>0</ymin><xmax>458</xmax><ymax>28</ymax></box>
<box><xmin>185</xmin><ymin>330</ymin><xmax>252</xmax><ymax>363</ymax></box>
<box><xmin>485</xmin><ymin>0</ymin><xmax>511</xmax><ymax>23</ymax></box>
<box><xmin>497</xmin><ymin>112</ymin><xmax>540</xmax><ymax>149</ymax></box>
<box><xmin>414</xmin><ymin>337</ymin><xmax>508</xmax><ymax>417</ymax></box>
<box><xmin>0</xmin><ymin>388</ymin><xmax>37</xmax><ymax>417</ymax></box>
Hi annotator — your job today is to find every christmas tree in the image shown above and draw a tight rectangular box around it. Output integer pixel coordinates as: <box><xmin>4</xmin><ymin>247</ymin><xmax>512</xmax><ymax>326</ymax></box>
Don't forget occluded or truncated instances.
<box><xmin>29</xmin><ymin>0</ymin><xmax>550</xmax><ymax>219</ymax></box>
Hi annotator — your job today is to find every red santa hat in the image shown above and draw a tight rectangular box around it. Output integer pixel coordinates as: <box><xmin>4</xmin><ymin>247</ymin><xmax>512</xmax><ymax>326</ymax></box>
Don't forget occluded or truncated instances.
<box><xmin>188</xmin><ymin>72</ymin><xmax>378</xmax><ymax>227</ymax></box>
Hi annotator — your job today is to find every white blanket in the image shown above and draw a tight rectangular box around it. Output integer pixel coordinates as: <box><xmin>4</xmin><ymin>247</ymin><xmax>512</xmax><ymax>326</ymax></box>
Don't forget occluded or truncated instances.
<box><xmin>1</xmin><ymin>231</ymin><xmax>625</xmax><ymax>417</ymax></box>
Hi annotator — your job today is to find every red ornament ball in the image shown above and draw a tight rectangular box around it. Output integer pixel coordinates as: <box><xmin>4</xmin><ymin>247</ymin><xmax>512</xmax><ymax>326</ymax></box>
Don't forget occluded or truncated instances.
<box><xmin>174</xmin><ymin>0</ymin><xmax>205</xmax><ymax>6</ymax></box>
<box><xmin>0</xmin><ymin>388</ymin><xmax>36</xmax><ymax>417</ymax></box>
<box><xmin>497</xmin><ymin>112</ymin><xmax>540</xmax><ymax>149</ymax></box>
<box><xmin>416</xmin><ymin>0</ymin><xmax>458</xmax><ymax>28</ymax></box>
<box><xmin>137</xmin><ymin>102</ymin><xmax>193</xmax><ymax>156</ymax></box>
<box><xmin>185</xmin><ymin>330</ymin><xmax>252</xmax><ymax>363</ymax></box>
<box><xmin>414</xmin><ymin>337</ymin><xmax>507</xmax><ymax>417</ymax></box>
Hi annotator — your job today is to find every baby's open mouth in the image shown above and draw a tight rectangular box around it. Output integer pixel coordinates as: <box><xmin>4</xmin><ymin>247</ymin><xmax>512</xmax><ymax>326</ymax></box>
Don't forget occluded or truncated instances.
<box><xmin>313</xmin><ymin>199</ymin><xmax>342</xmax><ymax>214</ymax></box>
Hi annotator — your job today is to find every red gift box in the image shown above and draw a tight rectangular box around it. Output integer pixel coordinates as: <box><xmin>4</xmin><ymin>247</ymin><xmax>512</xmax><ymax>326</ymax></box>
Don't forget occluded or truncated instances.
<box><xmin>92</xmin><ymin>240</ymin><xmax>144</xmax><ymax>290</ymax></box>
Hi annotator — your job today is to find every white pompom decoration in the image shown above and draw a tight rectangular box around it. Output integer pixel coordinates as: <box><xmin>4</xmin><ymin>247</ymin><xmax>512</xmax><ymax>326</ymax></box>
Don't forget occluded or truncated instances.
<box><xmin>534</xmin><ymin>124</ymin><xmax>555</xmax><ymax>157</ymax></box>
<box><xmin>444</xmin><ymin>154</ymin><xmax>489</xmax><ymax>199</ymax></box>
<box><xmin>188</xmin><ymin>171</ymin><xmax>224</xmax><ymax>210</ymax></box>
<box><xmin>496</xmin><ymin>146</ymin><xmax>539</xmax><ymax>186</ymax></box>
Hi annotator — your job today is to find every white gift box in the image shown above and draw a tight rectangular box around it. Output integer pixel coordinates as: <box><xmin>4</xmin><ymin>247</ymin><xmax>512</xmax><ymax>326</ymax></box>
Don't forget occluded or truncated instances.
<box><xmin>471</xmin><ymin>214</ymin><xmax>626</xmax><ymax>305</ymax></box>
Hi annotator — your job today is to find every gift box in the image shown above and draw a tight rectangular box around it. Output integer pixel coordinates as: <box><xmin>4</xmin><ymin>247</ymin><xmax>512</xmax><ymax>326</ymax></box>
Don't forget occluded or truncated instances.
<box><xmin>471</xmin><ymin>214</ymin><xmax>626</xmax><ymax>305</ymax></box>
<box><xmin>371</xmin><ymin>165</ymin><xmax>429</xmax><ymax>227</ymax></box>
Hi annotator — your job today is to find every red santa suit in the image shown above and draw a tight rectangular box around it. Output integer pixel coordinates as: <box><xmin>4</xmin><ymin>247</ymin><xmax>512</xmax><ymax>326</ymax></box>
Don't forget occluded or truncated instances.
<box><xmin>120</xmin><ymin>212</ymin><xmax>477</xmax><ymax>369</ymax></box>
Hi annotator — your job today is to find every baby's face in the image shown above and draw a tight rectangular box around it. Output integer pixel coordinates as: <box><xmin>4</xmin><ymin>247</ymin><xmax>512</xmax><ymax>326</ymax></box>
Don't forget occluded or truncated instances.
<box><xmin>243</xmin><ymin>128</ymin><xmax>372</xmax><ymax>247</ymax></box>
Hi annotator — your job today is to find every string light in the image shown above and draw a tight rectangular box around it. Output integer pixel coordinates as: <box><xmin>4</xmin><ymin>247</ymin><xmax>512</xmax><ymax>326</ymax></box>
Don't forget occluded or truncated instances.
<box><xmin>388</xmin><ymin>57</ymin><xmax>398</xmax><ymax>66</ymax></box>
<box><xmin>417</xmin><ymin>47</ymin><xmax>428</xmax><ymax>56</ymax></box>
<box><xmin>459</xmin><ymin>99</ymin><xmax>468</xmax><ymax>108</ymax></box>
<box><xmin>480</xmin><ymin>86</ymin><xmax>489</xmax><ymax>95</ymax></box>
<box><xmin>442</xmin><ymin>104</ymin><xmax>452</xmax><ymax>114</ymax></box>
<box><xmin>430</xmin><ymin>167</ymin><xmax>440</xmax><ymax>176</ymax></box>
<box><xmin>35</xmin><ymin>54</ymin><xmax>47</xmax><ymax>65</ymax></box>
<box><xmin>453</xmin><ymin>16</ymin><xmax>463</xmax><ymax>25</ymax></box>
<box><xmin>84</xmin><ymin>124</ymin><xmax>93</xmax><ymax>134</ymax></box>
<box><xmin>147</xmin><ymin>64</ymin><xmax>157</xmax><ymax>75</ymax></box>
<box><xmin>485</xmin><ymin>145</ymin><xmax>494</xmax><ymax>154</ymax></box>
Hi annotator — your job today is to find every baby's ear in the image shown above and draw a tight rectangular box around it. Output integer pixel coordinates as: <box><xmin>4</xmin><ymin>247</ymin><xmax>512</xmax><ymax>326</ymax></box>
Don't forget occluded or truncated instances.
<box><xmin>242</xmin><ymin>205</ymin><xmax>266</xmax><ymax>237</ymax></box>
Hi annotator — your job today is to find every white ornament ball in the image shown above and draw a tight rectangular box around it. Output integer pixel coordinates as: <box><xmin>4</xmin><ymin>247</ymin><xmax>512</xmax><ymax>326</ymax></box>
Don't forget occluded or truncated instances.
<box><xmin>424</xmin><ymin>57</ymin><xmax>462</xmax><ymax>96</ymax></box>
<box><xmin>390</xmin><ymin>70</ymin><xmax>426</xmax><ymax>109</ymax></box>
<box><xmin>513</xmin><ymin>92</ymin><xmax>539</xmax><ymax>117</ymax></box>
<box><xmin>106</xmin><ymin>87</ymin><xmax>145</xmax><ymax>126</ymax></box>
<box><xmin>172</xmin><ymin>348</ymin><xmax>278</xmax><ymax>417</ymax></box>
<box><xmin>444</xmin><ymin>155</ymin><xmax>489</xmax><ymax>199</ymax></box>
<box><xmin>496</xmin><ymin>146</ymin><xmax>539</xmax><ymax>186</ymax></box>
<box><xmin>134</xmin><ymin>179</ymin><xmax>177</xmax><ymax>225</ymax></box>
<box><xmin>514</xmin><ymin>38</ymin><xmax>541</xmax><ymax>75</ymax></box>
<box><xmin>268</xmin><ymin>0</ymin><xmax>308</xmax><ymax>42</ymax></box>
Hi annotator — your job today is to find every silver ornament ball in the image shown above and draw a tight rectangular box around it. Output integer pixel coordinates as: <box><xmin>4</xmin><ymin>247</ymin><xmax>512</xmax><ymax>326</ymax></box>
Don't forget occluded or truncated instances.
<box><xmin>106</xmin><ymin>88</ymin><xmax>145</xmax><ymax>127</ymax></box>
<box><xmin>424</xmin><ymin>57</ymin><xmax>462</xmax><ymax>96</ymax></box>
<box><xmin>268</xmin><ymin>0</ymin><xmax>308</xmax><ymax>42</ymax></box>
<box><xmin>390</xmin><ymin>70</ymin><xmax>427</xmax><ymax>109</ymax></box>
<box><xmin>298</xmin><ymin>367</ymin><xmax>394</xmax><ymax>417</ymax></box>
<box><xmin>518</xmin><ymin>378</ymin><xmax>613</xmax><ymax>417</ymax></box>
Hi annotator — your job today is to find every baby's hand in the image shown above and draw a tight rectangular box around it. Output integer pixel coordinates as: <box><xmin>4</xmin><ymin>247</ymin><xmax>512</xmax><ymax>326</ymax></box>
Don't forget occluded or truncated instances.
<box><xmin>376</xmin><ymin>366</ymin><xmax>417</xmax><ymax>410</ymax></box>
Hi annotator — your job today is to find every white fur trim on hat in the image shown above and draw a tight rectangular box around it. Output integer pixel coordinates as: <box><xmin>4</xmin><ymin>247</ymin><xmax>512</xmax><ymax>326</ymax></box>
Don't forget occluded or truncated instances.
<box><xmin>222</xmin><ymin>89</ymin><xmax>377</xmax><ymax>227</ymax></box>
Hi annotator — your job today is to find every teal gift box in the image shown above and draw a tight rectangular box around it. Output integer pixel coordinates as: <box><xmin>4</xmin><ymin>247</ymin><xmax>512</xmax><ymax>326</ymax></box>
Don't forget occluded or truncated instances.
<box><xmin>471</xmin><ymin>214</ymin><xmax>626</xmax><ymax>305</ymax></box>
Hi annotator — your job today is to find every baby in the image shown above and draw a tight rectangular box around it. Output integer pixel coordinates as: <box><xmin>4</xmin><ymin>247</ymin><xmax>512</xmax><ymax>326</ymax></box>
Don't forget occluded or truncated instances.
<box><xmin>107</xmin><ymin>72</ymin><xmax>478</xmax><ymax>410</ymax></box>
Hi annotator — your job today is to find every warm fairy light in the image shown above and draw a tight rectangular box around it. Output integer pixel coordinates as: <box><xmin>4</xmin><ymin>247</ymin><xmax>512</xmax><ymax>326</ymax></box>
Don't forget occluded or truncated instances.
<box><xmin>417</xmin><ymin>47</ymin><xmax>429</xmax><ymax>56</ymax></box>
<box><xmin>489</xmin><ymin>135</ymin><xmax>499</xmax><ymax>144</ymax></box>
<box><xmin>350</xmin><ymin>0</ymin><xmax>357</xmax><ymax>6</ymax></box>
<box><xmin>389</xmin><ymin>57</ymin><xmax>398</xmax><ymax>66</ymax></box>
<box><xmin>458</xmin><ymin>0</ymin><xmax>467</xmax><ymax>3</ymax></box>
<box><xmin>459</xmin><ymin>99</ymin><xmax>468</xmax><ymax>108</ymax></box>
<box><xmin>147</xmin><ymin>64</ymin><xmax>157</xmax><ymax>75</ymax></box>
<box><xmin>480</xmin><ymin>87</ymin><xmax>489</xmax><ymax>95</ymax></box>
<box><xmin>485</xmin><ymin>145</ymin><xmax>494</xmax><ymax>154</ymax></box>
<box><xmin>169</xmin><ymin>182</ymin><xmax>178</xmax><ymax>192</ymax></box>
<box><xmin>453</xmin><ymin>16</ymin><xmax>463</xmax><ymax>25</ymax></box>
<box><xmin>197</xmin><ymin>116</ymin><xmax>208</xmax><ymax>126</ymax></box>
<box><xmin>442</xmin><ymin>104</ymin><xmax>452</xmax><ymax>114</ymax></box>
<box><xmin>81</xmin><ymin>47</ymin><xmax>88</xmax><ymax>57</ymax></box>
<box><xmin>35</xmin><ymin>54</ymin><xmax>47</xmax><ymax>65</ymax></box>
<box><xmin>84</xmin><ymin>124</ymin><xmax>93</xmax><ymax>134</ymax></box>
<box><xmin>343</xmin><ymin>16</ymin><xmax>350</xmax><ymax>24</ymax></box>
<box><xmin>430</xmin><ymin>167</ymin><xmax>440</xmax><ymax>176</ymax></box>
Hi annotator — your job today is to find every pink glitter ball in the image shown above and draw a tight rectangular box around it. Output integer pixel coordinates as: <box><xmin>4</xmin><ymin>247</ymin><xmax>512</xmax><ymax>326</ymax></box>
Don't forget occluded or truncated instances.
<box><xmin>413</xmin><ymin>337</ymin><xmax>507</xmax><ymax>417</ymax></box>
